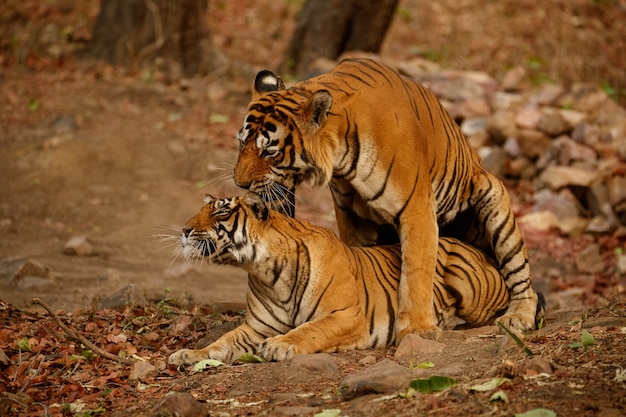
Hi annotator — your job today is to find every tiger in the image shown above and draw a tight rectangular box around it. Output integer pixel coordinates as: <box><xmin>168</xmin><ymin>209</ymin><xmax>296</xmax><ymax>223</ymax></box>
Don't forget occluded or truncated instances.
<box><xmin>167</xmin><ymin>192</ymin><xmax>517</xmax><ymax>365</ymax></box>
<box><xmin>232</xmin><ymin>57</ymin><xmax>540</xmax><ymax>339</ymax></box>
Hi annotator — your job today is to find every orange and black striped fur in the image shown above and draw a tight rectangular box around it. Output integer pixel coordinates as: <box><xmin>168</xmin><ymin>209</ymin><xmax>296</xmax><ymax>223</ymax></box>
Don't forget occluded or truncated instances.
<box><xmin>168</xmin><ymin>193</ymin><xmax>512</xmax><ymax>364</ymax></box>
<box><xmin>232</xmin><ymin>58</ymin><xmax>540</xmax><ymax>337</ymax></box>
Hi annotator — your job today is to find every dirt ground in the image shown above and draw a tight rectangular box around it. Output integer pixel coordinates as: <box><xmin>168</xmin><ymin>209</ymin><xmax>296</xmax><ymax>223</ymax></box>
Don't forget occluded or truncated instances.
<box><xmin>1</xmin><ymin>0</ymin><xmax>626</xmax><ymax>416</ymax></box>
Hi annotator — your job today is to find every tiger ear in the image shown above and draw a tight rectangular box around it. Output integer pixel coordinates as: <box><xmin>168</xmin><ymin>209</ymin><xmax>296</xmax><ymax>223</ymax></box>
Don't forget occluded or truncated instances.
<box><xmin>243</xmin><ymin>192</ymin><xmax>270</xmax><ymax>221</ymax></box>
<box><xmin>203</xmin><ymin>194</ymin><xmax>216</xmax><ymax>204</ymax></box>
<box><xmin>301</xmin><ymin>90</ymin><xmax>332</xmax><ymax>131</ymax></box>
<box><xmin>252</xmin><ymin>70</ymin><xmax>285</xmax><ymax>101</ymax></box>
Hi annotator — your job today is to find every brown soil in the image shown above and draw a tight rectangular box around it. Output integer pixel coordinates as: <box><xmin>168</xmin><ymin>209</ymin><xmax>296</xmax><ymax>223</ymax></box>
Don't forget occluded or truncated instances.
<box><xmin>1</xmin><ymin>1</ymin><xmax>625</xmax><ymax>416</ymax></box>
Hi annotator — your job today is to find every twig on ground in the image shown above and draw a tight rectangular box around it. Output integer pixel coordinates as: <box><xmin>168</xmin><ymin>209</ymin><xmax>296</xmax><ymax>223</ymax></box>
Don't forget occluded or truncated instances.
<box><xmin>32</xmin><ymin>297</ymin><xmax>135</xmax><ymax>366</ymax></box>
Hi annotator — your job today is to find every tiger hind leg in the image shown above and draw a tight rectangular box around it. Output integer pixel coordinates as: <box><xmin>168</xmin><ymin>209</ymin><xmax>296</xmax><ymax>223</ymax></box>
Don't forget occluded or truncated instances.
<box><xmin>470</xmin><ymin>171</ymin><xmax>540</xmax><ymax>332</ymax></box>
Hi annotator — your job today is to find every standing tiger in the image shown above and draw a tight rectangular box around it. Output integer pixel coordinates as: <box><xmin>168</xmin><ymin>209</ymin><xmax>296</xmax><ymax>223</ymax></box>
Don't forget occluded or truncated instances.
<box><xmin>232</xmin><ymin>57</ymin><xmax>540</xmax><ymax>338</ymax></box>
<box><xmin>168</xmin><ymin>193</ymin><xmax>517</xmax><ymax>365</ymax></box>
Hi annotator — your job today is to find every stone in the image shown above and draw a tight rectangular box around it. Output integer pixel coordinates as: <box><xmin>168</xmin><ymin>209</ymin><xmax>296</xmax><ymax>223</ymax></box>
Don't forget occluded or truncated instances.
<box><xmin>527</xmin><ymin>84</ymin><xmax>565</xmax><ymax>106</ymax></box>
<box><xmin>129</xmin><ymin>361</ymin><xmax>159</xmax><ymax>383</ymax></box>
<box><xmin>49</xmin><ymin>114</ymin><xmax>78</xmax><ymax>132</ymax></box>
<box><xmin>556</xmin><ymin>135</ymin><xmax>597</xmax><ymax>165</ymax></box>
<box><xmin>0</xmin><ymin>257</ymin><xmax>54</xmax><ymax>289</ymax></box>
<box><xmin>394</xmin><ymin>334</ymin><xmax>446</xmax><ymax>358</ymax></box>
<box><xmin>479</xmin><ymin>146</ymin><xmax>506</xmax><ymax>179</ymax></box>
<box><xmin>99</xmin><ymin>284</ymin><xmax>149</xmax><ymax>311</ymax></box>
<box><xmin>607</xmin><ymin>175</ymin><xmax>626</xmax><ymax>225</ymax></box>
<box><xmin>523</xmin><ymin>357</ymin><xmax>553</xmax><ymax>376</ymax></box>
<box><xmin>575</xmin><ymin>243</ymin><xmax>604</xmax><ymax>274</ymax></box>
<box><xmin>491</xmin><ymin>91</ymin><xmax>523</xmax><ymax>111</ymax></box>
<box><xmin>486</xmin><ymin>111</ymin><xmax>517</xmax><ymax>145</ymax></box>
<box><xmin>585</xmin><ymin>216</ymin><xmax>615</xmax><ymax>234</ymax></box>
<box><xmin>289</xmin><ymin>353</ymin><xmax>338</xmax><ymax>377</ymax></box>
<box><xmin>507</xmin><ymin>157</ymin><xmax>537</xmax><ymax>179</ymax></box>
<box><xmin>358</xmin><ymin>355</ymin><xmax>377</xmax><ymax>366</ymax></box>
<box><xmin>339</xmin><ymin>359</ymin><xmax>412</xmax><ymax>400</ymax></box>
<box><xmin>515</xmin><ymin>107</ymin><xmax>542</xmax><ymax>130</ymax></box>
<box><xmin>518</xmin><ymin>211</ymin><xmax>559</xmax><ymax>232</ymax></box>
<box><xmin>501</xmin><ymin>66</ymin><xmax>528</xmax><ymax>91</ymax></box>
<box><xmin>151</xmin><ymin>392</ymin><xmax>207</xmax><ymax>417</ymax></box>
<box><xmin>532</xmin><ymin>189</ymin><xmax>580</xmax><ymax>219</ymax></box>
<box><xmin>452</xmin><ymin>98</ymin><xmax>491</xmax><ymax>119</ymax></box>
<box><xmin>460</xmin><ymin>117</ymin><xmax>488</xmax><ymax>137</ymax></box>
<box><xmin>502</xmin><ymin>136</ymin><xmax>521</xmax><ymax>158</ymax></box>
<box><xmin>63</xmin><ymin>236</ymin><xmax>93</xmax><ymax>256</ymax></box>
<box><xmin>539</xmin><ymin>165</ymin><xmax>598</xmax><ymax>190</ymax></box>
<box><xmin>517</xmin><ymin>129</ymin><xmax>552</xmax><ymax>159</ymax></box>
<box><xmin>537</xmin><ymin>109</ymin><xmax>570</xmax><ymax>137</ymax></box>
<box><xmin>586</xmin><ymin>182</ymin><xmax>619</xmax><ymax>222</ymax></box>
<box><xmin>397</xmin><ymin>58</ymin><xmax>441</xmax><ymax>81</ymax></box>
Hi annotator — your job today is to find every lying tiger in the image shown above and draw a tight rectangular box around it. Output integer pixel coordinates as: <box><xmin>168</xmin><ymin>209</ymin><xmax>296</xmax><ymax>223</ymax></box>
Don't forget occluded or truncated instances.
<box><xmin>168</xmin><ymin>193</ymin><xmax>520</xmax><ymax>365</ymax></box>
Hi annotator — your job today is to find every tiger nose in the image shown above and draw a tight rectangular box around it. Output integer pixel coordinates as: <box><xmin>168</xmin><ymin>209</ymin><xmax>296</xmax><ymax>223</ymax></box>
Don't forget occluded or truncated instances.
<box><xmin>182</xmin><ymin>227</ymin><xmax>193</xmax><ymax>237</ymax></box>
<box><xmin>234</xmin><ymin>178</ymin><xmax>251</xmax><ymax>189</ymax></box>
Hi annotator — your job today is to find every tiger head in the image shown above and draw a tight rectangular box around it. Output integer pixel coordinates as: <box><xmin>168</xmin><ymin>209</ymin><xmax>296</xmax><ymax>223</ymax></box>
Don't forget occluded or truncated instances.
<box><xmin>180</xmin><ymin>192</ymin><xmax>270</xmax><ymax>265</ymax></box>
<box><xmin>233</xmin><ymin>70</ymin><xmax>337</xmax><ymax>202</ymax></box>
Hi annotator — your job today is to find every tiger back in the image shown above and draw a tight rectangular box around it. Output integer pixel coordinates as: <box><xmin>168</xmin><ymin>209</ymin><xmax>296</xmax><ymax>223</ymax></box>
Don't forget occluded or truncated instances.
<box><xmin>168</xmin><ymin>192</ymin><xmax>511</xmax><ymax>365</ymax></box>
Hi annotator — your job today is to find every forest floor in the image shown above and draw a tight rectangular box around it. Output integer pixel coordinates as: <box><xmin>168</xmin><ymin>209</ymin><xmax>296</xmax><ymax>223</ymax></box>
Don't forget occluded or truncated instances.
<box><xmin>1</xmin><ymin>0</ymin><xmax>626</xmax><ymax>416</ymax></box>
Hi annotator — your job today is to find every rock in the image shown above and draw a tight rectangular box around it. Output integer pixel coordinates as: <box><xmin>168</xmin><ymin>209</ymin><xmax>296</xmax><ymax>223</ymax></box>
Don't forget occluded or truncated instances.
<box><xmin>571</xmin><ymin>122</ymin><xmax>601</xmax><ymax>146</ymax></box>
<box><xmin>394</xmin><ymin>334</ymin><xmax>446</xmax><ymax>358</ymax></box>
<box><xmin>501</xmin><ymin>66</ymin><xmax>528</xmax><ymax>91</ymax></box>
<box><xmin>358</xmin><ymin>355</ymin><xmax>377</xmax><ymax>366</ymax></box>
<box><xmin>502</xmin><ymin>137</ymin><xmax>521</xmax><ymax>158</ymax></box>
<box><xmin>62</xmin><ymin>236</ymin><xmax>93</xmax><ymax>256</ymax></box>
<box><xmin>523</xmin><ymin>357</ymin><xmax>553</xmax><ymax>376</ymax></box>
<box><xmin>491</xmin><ymin>91</ymin><xmax>523</xmax><ymax>111</ymax></box>
<box><xmin>527</xmin><ymin>84</ymin><xmax>565</xmax><ymax>106</ymax></box>
<box><xmin>99</xmin><ymin>285</ymin><xmax>148</xmax><ymax>311</ymax></box>
<box><xmin>289</xmin><ymin>353</ymin><xmax>338</xmax><ymax>377</ymax></box>
<box><xmin>129</xmin><ymin>361</ymin><xmax>159</xmax><ymax>383</ymax></box>
<box><xmin>517</xmin><ymin>129</ymin><xmax>552</xmax><ymax>160</ymax></box>
<box><xmin>49</xmin><ymin>114</ymin><xmax>78</xmax><ymax>132</ymax></box>
<box><xmin>0</xmin><ymin>257</ymin><xmax>54</xmax><ymax>289</ymax></box>
<box><xmin>532</xmin><ymin>188</ymin><xmax>580</xmax><ymax>219</ymax></box>
<box><xmin>486</xmin><ymin>111</ymin><xmax>517</xmax><ymax>145</ymax></box>
<box><xmin>170</xmin><ymin>315</ymin><xmax>192</xmax><ymax>334</ymax></box>
<box><xmin>556</xmin><ymin>135</ymin><xmax>597</xmax><ymax>165</ymax></box>
<box><xmin>537</xmin><ymin>109</ymin><xmax>571</xmax><ymax>137</ymax></box>
<box><xmin>575</xmin><ymin>243</ymin><xmax>604</xmax><ymax>274</ymax></box>
<box><xmin>479</xmin><ymin>146</ymin><xmax>506</xmax><ymax>179</ymax></box>
<box><xmin>585</xmin><ymin>216</ymin><xmax>615</xmax><ymax>234</ymax></box>
<box><xmin>460</xmin><ymin>117</ymin><xmax>488</xmax><ymax>137</ymax></box>
<box><xmin>585</xmin><ymin>182</ymin><xmax>619</xmax><ymax>226</ymax></box>
<box><xmin>507</xmin><ymin>156</ymin><xmax>537</xmax><ymax>179</ymax></box>
<box><xmin>451</xmin><ymin>98</ymin><xmax>491</xmax><ymax>119</ymax></box>
<box><xmin>539</xmin><ymin>165</ymin><xmax>598</xmax><ymax>190</ymax></box>
<box><xmin>607</xmin><ymin>175</ymin><xmax>626</xmax><ymax>225</ymax></box>
<box><xmin>515</xmin><ymin>107</ymin><xmax>542</xmax><ymax>130</ymax></box>
<box><xmin>397</xmin><ymin>58</ymin><xmax>441</xmax><ymax>81</ymax></box>
<box><xmin>519</xmin><ymin>211</ymin><xmax>559</xmax><ymax>232</ymax></box>
<box><xmin>151</xmin><ymin>392</ymin><xmax>206</xmax><ymax>417</ymax></box>
<box><xmin>339</xmin><ymin>359</ymin><xmax>412</xmax><ymax>400</ymax></box>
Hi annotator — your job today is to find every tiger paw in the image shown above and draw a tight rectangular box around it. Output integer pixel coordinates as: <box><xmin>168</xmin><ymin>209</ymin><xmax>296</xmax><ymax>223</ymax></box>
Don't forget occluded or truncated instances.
<box><xmin>168</xmin><ymin>349</ymin><xmax>207</xmax><ymax>366</ymax></box>
<box><xmin>498</xmin><ymin>294</ymin><xmax>540</xmax><ymax>332</ymax></box>
<box><xmin>258</xmin><ymin>336</ymin><xmax>299</xmax><ymax>361</ymax></box>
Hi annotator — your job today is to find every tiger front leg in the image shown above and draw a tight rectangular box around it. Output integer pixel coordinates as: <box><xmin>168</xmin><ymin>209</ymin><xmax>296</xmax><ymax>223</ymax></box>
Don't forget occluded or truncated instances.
<box><xmin>257</xmin><ymin>306</ymin><xmax>366</xmax><ymax>361</ymax></box>
<box><xmin>396</xmin><ymin>202</ymin><xmax>440</xmax><ymax>341</ymax></box>
<box><xmin>168</xmin><ymin>323</ymin><xmax>265</xmax><ymax>366</ymax></box>
<box><xmin>471</xmin><ymin>172</ymin><xmax>539</xmax><ymax>331</ymax></box>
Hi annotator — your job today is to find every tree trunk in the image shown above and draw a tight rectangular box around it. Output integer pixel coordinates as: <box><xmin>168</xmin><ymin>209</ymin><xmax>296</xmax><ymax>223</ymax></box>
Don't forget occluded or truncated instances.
<box><xmin>90</xmin><ymin>0</ymin><xmax>213</xmax><ymax>77</ymax></box>
<box><xmin>281</xmin><ymin>0</ymin><xmax>399</xmax><ymax>78</ymax></box>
